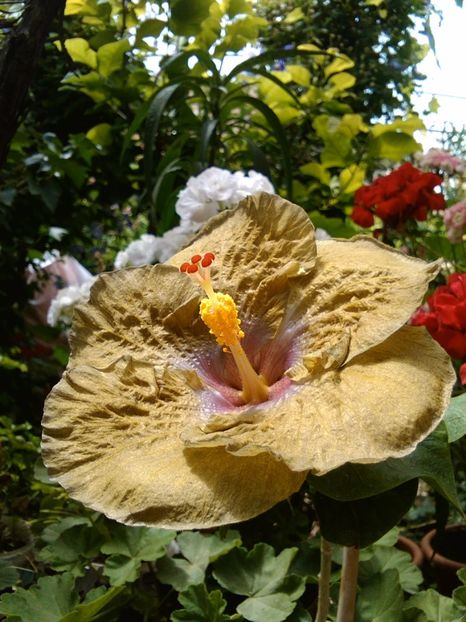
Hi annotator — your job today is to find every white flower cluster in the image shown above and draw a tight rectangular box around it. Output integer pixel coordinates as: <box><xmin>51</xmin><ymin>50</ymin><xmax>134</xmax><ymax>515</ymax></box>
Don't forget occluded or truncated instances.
<box><xmin>113</xmin><ymin>168</ymin><xmax>274</xmax><ymax>269</ymax></box>
<box><xmin>47</xmin><ymin>278</ymin><xmax>96</xmax><ymax>327</ymax></box>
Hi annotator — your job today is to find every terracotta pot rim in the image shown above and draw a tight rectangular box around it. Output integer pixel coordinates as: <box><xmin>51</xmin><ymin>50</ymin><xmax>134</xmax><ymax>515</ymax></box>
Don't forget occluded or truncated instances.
<box><xmin>397</xmin><ymin>534</ymin><xmax>424</xmax><ymax>567</ymax></box>
<box><xmin>420</xmin><ymin>523</ymin><xmax>466</xmax><ymax>570</ymax></box>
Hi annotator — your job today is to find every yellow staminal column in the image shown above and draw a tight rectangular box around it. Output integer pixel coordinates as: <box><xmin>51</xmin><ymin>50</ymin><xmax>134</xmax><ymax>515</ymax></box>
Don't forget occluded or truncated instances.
<box><xmin>180</xmin><ymin>253</ymin><xmax>269</xmax><ymax>404</ymax></box>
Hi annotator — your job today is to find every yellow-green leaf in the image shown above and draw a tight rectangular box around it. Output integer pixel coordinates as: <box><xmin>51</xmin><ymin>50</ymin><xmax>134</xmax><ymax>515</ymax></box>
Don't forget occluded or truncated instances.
<box><xmin>300</xmin><ymin>162</ymin><xmax>331</xmax><ymax>185</ymax></box>
<box><xmin>97</xmin><ymin>40</ymin><xmax>130</xmax><ymax>78</ymax></box>
<box><xmin>287</xmin><ymin>64</ymin><xmax>311</xmax><ymax>86</ymax></box>
<box><xmin>86</xmin><ymin>123</ymin><xmax>112</xmax><ymax>147</ymax></box>
<box><xmin>328</xmin><ymin>72</ymin><xmax>356</xmax><ymax>91</ymax></box>
<box><xmin>339</xmin><ymin>164</ymin><xmax>366</xmax><ymax>194</ymax></box>
<box><xmin>284</xmin><ymin>7</ymin><xmax>305</xmax><ymax>23</ymax></box>
<box><xmin>370</xmin><ymin>132</ymin><xmax>422</xmax><ymax>161</ymax></box>
<box><xmin>324</xmin><ymin>55</ymin><xmax>354</xmax><ymax>77</ymax></box>
<box><xmin>64</xmin><ymin>38</ymin><xmax>97</xmax><ymax>69</ymax></box>
<box><xmin>371</xmin><ymin>116</ymin><xmax>425</xmax><ymax>138</ymax></box>
<box><xmin>65</xmin><ymin>0</ymin><xmax>85</xmax><ymax>15</ymax></box>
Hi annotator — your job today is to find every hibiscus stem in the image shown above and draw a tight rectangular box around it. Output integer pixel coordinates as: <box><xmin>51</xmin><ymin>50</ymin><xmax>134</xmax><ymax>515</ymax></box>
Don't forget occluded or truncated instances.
<box><xmin>315</xmin><ymin>536</ymin><xmax>332</xmax><ymax>622</ymax></box>
<box><xmin>335</xmin><ymin>545</ymin><xmax>359</xmax><ymax>622</ymax></box>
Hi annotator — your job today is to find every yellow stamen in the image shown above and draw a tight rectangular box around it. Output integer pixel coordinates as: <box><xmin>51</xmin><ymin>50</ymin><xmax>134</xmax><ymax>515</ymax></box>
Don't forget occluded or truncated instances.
<box><xmin>180</xmin><ymin>253</ymin><xmax>269</xmax><ymax>404</ymax></box>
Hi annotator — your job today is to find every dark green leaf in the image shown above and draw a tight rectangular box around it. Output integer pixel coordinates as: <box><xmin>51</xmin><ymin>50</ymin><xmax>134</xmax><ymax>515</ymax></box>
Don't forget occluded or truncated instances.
<box><xmin>309</xmin><ymin>423</ymin><xmax>460</xmax><ymax>511</ymax></box>
<box><xmin>221</xmin><ymin>95</ymin><xmax>292</xmax><ymax>198</ymax></box>
<box><xmin>61</xmin><ymin>585</ymin><xmax>127</xmax><ymax>622</ymax></box>
<box><xmin>0</xmin><ymin>561</ymin><xmax>19</xmax><ymax>590</ymax></box>
<box><xmin>101</xmin><ymin>524</ymin><xmax>175</xmax><ymax>586</ymax></box>
<box><xmin>314</xmin><ymin>479</ymin><xmax>418</xmax><ymax>547</ymax></box>
<box><xmin>0</xmin><ymin>573</ymin><xmax>78</xmax><ymax>622</ymax></box>
<box><xmin>158</xmin><ymin>530</ymin><xmax>241</xmax><ymax>591</ymax></box>
<box><xmin>169</xmin><ymin>0</ymin><xmax>215</xmax><ymax>36</ymax></box>
<box><xmin>171</xmin><ymin>584</ymin><xmax>240</xmax><ymax>621</ymax></box>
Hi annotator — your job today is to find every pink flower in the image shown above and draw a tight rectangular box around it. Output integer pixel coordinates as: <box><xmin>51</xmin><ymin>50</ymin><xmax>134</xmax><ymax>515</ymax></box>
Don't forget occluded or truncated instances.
<box><xmin>443</xmin><ymin>202</ymin><xmax>466</xmax><ymax>244</ymax></box>
<box><xmin>416</xmin><ymin>149</ymin><xmax>466</xmax><ymax>175</ymax></box>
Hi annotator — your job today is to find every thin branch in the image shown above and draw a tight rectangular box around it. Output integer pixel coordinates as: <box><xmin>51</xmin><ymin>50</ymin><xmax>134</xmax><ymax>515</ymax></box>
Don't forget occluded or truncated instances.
<box><xmin>336</xmin><ymin>546</ymin><xmax>359</xmax><ymax>622</ymax></box>
<box><xmin>315</xmin><ymin>537</ymin><xmax>332</xmax><ymax>622</ymax></box>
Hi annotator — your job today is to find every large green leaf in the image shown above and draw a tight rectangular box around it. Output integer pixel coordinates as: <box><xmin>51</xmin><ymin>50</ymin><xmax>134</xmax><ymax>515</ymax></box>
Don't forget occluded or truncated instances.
<box><xmin>313</xmin><ymin>479</ymin><xmax>418</xmax><ymax>548</ymax></box>
<box><xmin>213</xmin><ymin>544</ymin><xmax>305</xmax><ymax>622</ymax></box>
<box><xmin>0</xmin><ymin>573</ymin><xmax>78</xmax><ymax>621</ymax></box>
<box><xmin>213</xmin><ymin>544</ymin><xmax>297</xmax><ymax>596</ymax></box>
<box><xmin>169</xmin><ymin>0</ymin><xmax>215</xmax><ymax>35</ymax></box>
<box><xmin>359</xmin><ymin>546</ymin><xmax>423</xmax><ymax>594</ymax></box>
<box><xmin>403</xmin><ymin>589</ymin><xmax>466</xmax><ymax>621</ymax></box>
<box><xmin>37</xmin><ymin>522</ymin><xmax>103</xmax><ymax>577</ymax></box>
<box><xmin>158</xmin><ymin>530</ymin><xmax>241</xmax><ymax>592</ymax></box>
<box><xmin>63</xmin><ymin>38</ymin><xmax>97</xmax><ymax>69</ymax></box>
<box><xmin>171</xmin><ymin>584</ymin><xmax>241</xmax><ymax>621</ymax></box>
<box><xmin>356</xmin><ymin>569</ymin><xmax>404</xmax><ymax>622</ymax></box>
<box><xmin>309</xmin><ymin>423</ymin><xmax>460</xmax><ymax>510</ymax></box>
<box><xmin>443</xmin><ymin>394</ymin><xmax>466</xmax><ymax>443</ymax></box>
<box><xmin>101</xmin><ymin>524</ymin><xmax>175</xmax><ymax>586</ymax></box>
<box><xmin>61</xmin><ymin>586</ymin><xmax>127</xmax><ymax>622</ymax></box>
<box><xmin>97</xmin><ymin>40</ymin><xmax>130</xmax><ymax>78</ymax></box>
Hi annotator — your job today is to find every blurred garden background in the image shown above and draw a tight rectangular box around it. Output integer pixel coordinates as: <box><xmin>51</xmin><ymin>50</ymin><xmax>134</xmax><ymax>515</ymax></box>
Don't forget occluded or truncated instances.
<box><xmin>1</xmin><ymin>1</ymin><xmax>466</xmax><ymax>620</ymax></box>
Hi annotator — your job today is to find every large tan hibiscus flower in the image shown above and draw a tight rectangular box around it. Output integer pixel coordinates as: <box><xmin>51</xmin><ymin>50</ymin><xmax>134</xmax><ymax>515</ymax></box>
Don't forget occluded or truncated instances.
<box><xmin>42</xmin><ymin>193</ymin><xmax>455</xmax><ymax>530</ymax></box>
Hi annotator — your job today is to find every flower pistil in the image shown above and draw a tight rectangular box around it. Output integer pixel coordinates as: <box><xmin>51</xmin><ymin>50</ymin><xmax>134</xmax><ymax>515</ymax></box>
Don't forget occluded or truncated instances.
<box><xmin>180</xmin><ymin>253</ymin><xmax>269</xmax><ymax>404</ymax></box>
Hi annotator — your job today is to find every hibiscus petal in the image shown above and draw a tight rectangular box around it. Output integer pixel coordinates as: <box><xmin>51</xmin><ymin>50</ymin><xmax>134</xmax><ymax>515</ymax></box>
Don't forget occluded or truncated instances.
<box><xmin>169</xmin><ymin>193</ymin><xmax>317</xmax><ymax>311</ymax></box>
<box><xmin>295</xmin><ymin>237</ymin><xmax>441</xmax><ymax>368</ymax></box>
<box><xmin>69</xmin><ymin>264</ymin><xmax>202</xmax><ymax>368</ymax></box>
<box><xmin>182</xmin><ymin>327</ymin><xmax>455</xmax><ymax>475</ymax></box>
<box><xmin>42</xmin><ymin>357</ymin><xmax>306</xmax><ymax>529</ymax></box>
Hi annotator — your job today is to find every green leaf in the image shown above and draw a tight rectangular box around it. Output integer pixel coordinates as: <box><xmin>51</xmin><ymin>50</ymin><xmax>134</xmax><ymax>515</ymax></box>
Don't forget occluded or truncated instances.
<box><xmin>61</xmin><ymin>585</ymin><xmax>127</xmax><ymax>622</ymax></box>
<box><xmin>158</xmin><ymin>529</ymin><xmax>241</xmax><ymax>592</ymax></box>
<box><xmin>309</xmin><ymin>423</ymin><xmax>460</xmax><ymax>511</ymax></box>
<box><xmin>339</xmin><ymin>163</ymin><xmax>365</xmax><ymax>194</ymax></box>
<box><xmin>169</xmin><ymin>0</ymin><xmax>214</xmax><ymax>35</ymax></box>
<box><xmin>308</xmin><ymin>211</ymin><xmax>357</xmax><ymax>239</ymax></box>
<box><xmin>171</xmin><ymin>584</ymin><xmax>240</xmax><ymax>621</ymax></box>
<box><xmin>403</xmin><ymin>588</ymin><xmax>465</xmax><ymax>621</ymax></box>
<box><xmin>328</xmin><ymin>72</ymin><xmax>356</xmax><ymax>91</ymax></box>
<box><xmin>324</xmin><ymin>55</ymin><xmax>355</xmax><ymax>77</ymax></box>
<box><xmin>313</xmin><ymin>479</ymin><xmax>418</xmax><ymax>548</ymax></box>
<box><xmin>359</xmin><ymin>546</ymin><xmax>423</xmax><ymax>594</ymax></box>
<box><xmin>284</xmin><ymin>7</ymin><xmax>304</xmax><ymax>23</ymax></box>
<box><xmin>222</xmin><ymin>94</ymin><xmax>293</xmax><ymax>198</ymax></box>
<box><xmin>213</xmin><ymin>544</ymin><xmax>306</xmax><ymax>621</ymax></box>
<box><xmin>237</xmin><ymin>591</ymin><xmax>299</xmax><ymax>622</ymax></box>
<box><xmin>300</xmin><ymin>162</ymin><xmax>331</xmax><ymax>185</ymax></box>
<box><xmin>97</xmin><ymin>40</ymin><xmax>130</xmax><ymax>78</ymax></box>
<box><xmin>0</xmin><ymin>561</ymin><xmax>19</xmax><ymax>590</ymax></box>
<box><xmin>64</xmin><ymin>38</ymin><xmax>97</xmax><ymax>69</ymax></box>
<box><xmin>37</xmin><ymin>522</ymin><xmax>102</xmax><ymax>576</ymax></box>
<box><xmin>370</xmin><ymin>131</ymin><xmax>421</xmax><ymax>161</ymax></box>
<box><xmin>356</xmin><ymin>569</ymin><xmax>404</xmax><ymax>622</ymax></box>
<box><xmin>443</xmin><ymin>394</ymin><xmax>466</xmax><ymax>443</ymax></box>
<box><xmin>86</xmin><ymin>123</ymin><xmax>112</xmax><ymax>146</ymax></box>
<box><xmin>135</xmin><ymin>18</ymin><xmax>165</xmax><ymax>46</ymax></box>
<box><xmin>0</xmin><ymin>573</ymin><xmax>78</xmax><ymax>621</ymax></box>
<box><xmin>101</xmin><ymin>524</ymin><xmax>175</xmax><ymax>586</ymax></box>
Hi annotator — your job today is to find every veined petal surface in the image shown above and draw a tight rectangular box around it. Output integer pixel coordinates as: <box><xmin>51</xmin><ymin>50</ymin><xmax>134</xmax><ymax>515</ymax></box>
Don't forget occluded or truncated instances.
<box><xmin>42</xmin><ymin>357</ymin><xmax>306</xmax><ymax>529</ymax></box>
<box><xmin>182</xmin><ymin>327</ymin><xmax>455</xmax><ymax>474</ymax></box>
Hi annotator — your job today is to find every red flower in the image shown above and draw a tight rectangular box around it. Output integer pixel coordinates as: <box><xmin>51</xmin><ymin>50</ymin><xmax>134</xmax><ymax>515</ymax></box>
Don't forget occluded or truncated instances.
<box><xmin>411</xmin><ymin>274</ymin><xmax>466</xmax><ymax>374</ymax></box>
<box><xmin>351</xmin><ymin>162</ymin><xmax>445</xmax><ymax>228</ymax></box>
